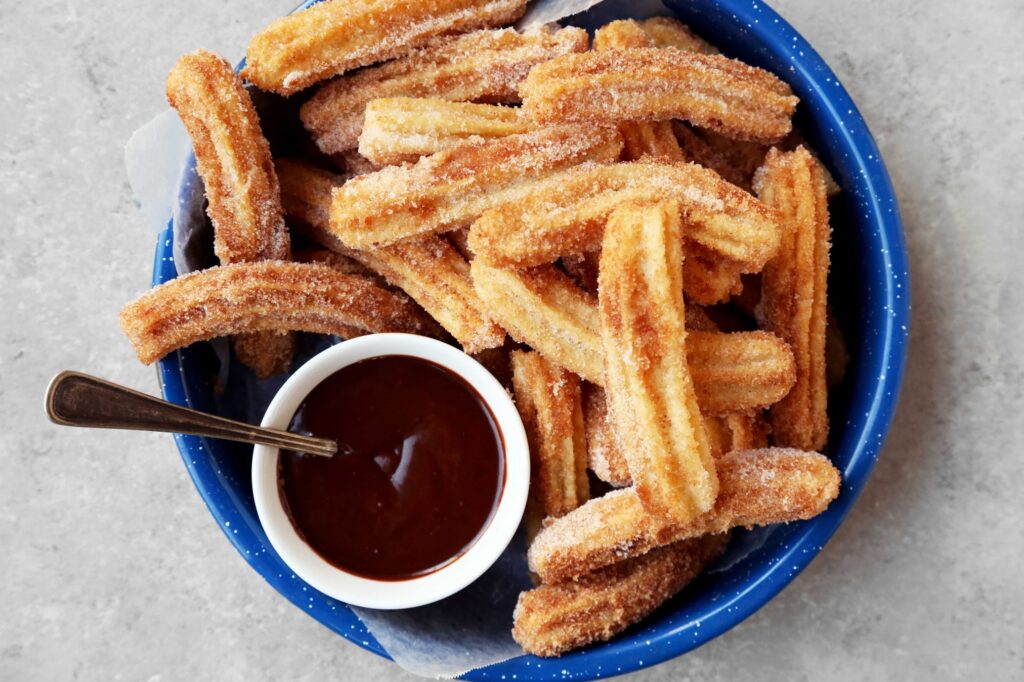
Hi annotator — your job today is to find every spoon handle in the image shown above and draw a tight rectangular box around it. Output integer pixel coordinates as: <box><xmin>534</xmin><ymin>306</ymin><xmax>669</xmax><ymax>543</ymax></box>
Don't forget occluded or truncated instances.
<box><xmin>45</xmin><ymin>371</ymin><xmax>336</xmax><ymax>457</ymax></box>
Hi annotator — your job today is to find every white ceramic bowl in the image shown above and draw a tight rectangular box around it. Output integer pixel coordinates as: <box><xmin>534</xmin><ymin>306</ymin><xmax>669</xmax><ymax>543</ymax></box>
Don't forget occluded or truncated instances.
<box><xmin>252</xmin><ymin>333</ymin><xmax>530</xmax><ymax>609</ymax></box>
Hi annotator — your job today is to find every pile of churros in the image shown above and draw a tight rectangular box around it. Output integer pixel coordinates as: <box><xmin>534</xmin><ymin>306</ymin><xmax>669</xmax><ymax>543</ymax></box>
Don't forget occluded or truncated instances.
<box><xmin>119</xmin><ymin>0</ymin><xmax>846</xmax><ymax>658</ymax></box>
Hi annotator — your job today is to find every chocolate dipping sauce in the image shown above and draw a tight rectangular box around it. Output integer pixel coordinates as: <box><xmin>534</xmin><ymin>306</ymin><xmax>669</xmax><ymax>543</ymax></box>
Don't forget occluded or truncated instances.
<box><xmin>278</xmin><ymin>355</ymin><xmax>505</xmax><ymax>580</ymax></box>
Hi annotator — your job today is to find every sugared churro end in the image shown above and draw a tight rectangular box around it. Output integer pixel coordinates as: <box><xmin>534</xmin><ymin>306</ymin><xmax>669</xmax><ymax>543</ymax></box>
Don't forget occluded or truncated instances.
<box><xmin>242</xmin><ymin>0</ymin><xmax>529</xmax><ymax>95</ymax></box>
<box><xmin>512</xmin><ymin>534</ymin><xmax>728</xmax><ymax>657</ymax></box>
<box><xmin>119</xmin><ymin>261</ymin><xmax>437</xmax><ymax>365</ymax></box>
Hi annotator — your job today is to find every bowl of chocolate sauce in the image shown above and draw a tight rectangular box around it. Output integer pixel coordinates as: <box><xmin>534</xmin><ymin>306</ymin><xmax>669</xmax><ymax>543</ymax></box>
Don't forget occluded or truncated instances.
<box><xmin>251</xmin><ymin>334</ymin><xmax>530</xmax><ymax>609</ymax></box>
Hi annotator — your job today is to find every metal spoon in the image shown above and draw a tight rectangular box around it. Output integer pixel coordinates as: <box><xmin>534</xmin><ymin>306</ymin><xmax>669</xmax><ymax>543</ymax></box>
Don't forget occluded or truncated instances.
<box><xmin>45</xmin><ymin>370</ymin><xmax>337</xmax><ymax>457</ymax></box>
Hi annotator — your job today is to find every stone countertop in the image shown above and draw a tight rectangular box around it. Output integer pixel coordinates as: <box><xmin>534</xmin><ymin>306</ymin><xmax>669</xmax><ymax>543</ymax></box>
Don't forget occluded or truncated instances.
<box><xmin>1</xmin><ymin>1</ymin><xmax>1021</xmax><ymax>679</ymax></box>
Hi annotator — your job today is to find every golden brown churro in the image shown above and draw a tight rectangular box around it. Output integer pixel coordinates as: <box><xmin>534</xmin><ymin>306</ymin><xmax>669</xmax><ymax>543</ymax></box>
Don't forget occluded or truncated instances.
<box><xmin>582</xmin><ymin>385</ymin><xmax>631</xmax><ymax>488</ymax></box>
<box><xmin>300</xmin><ymin>26</ymin><xmax>588</xmax><ymax>153</ymax></box>
<box><xmin>511</xmin><ymin>351</ymin><xmax>589</xmax><ymax>518</ymax></box>
<box><xmin>755</xmin><ymin>147</ymin><xmax>831</xmax><ymax>450</ymax></box>
<box><xmin>589</xmin><ymin>384</ymin><xmax>770</xmax><ymax>486</ymax></box>
<box><xmin>593</xmin><ymin>21</ymin><xmax>684</xmax><ymax>163</ymax></box>
<box><xmin>467</xmin><ymin>161</ymin><xmax>781</xmax><ymax>270</ymax></box>
<box><xmin>331</xmin><ymin>126</ymin><xmax>622</xmax><ymax>249</ymax></box>
<box><xmin>513</xmin><ymin>534</ymin><xmax>728</xmax><ymax>657</ymax></box>
<box><xmin>520</xmin><ymin>49</ymin><xmax>798</xmax><ymax>143</ymax></box>
<box><xmin>119</xmin><ymin>261</ymin><xmax>437</xmax><ymax>365</ymax></box>
<box><xmin>471</xmin><ymin>260</ymin><xmax>796</xmax><ymax>409</ymax></box>
<box><xmin>276</xmin><ymin>158</ymin><xmax>504</xmax><ymax>353</ymax></box>
<box><xmin>166</xmin><ymin>50</ymin><xmax>294</xmax><ymax>377</ymax></box>
<box><xmin>242</xmin><ymin>0</ymin><xmax>527</xmax><ymax>95</ymax></box>
<box><xmin>599</xmin><ymin>202</ymin><xmax>717</xmax><ymax>524</ymax></box>
<box><xmin>528</xmin><ymin>448</ymin><xmax>841</xmax><ymax>583</ymax></box>
<box><xmin>473</xmin><ymin>262</ymin><xmax>603</xmax><ymax>384</ymax></box>
<box><xmin>358</xmin><ymin>98</ymin><xmax>531</xmax><ymax>165</ymax></box>
<box><xmin>167</xmin><ymin>51</ymin><xmax>289</xmax><ymax>265</ymax></box>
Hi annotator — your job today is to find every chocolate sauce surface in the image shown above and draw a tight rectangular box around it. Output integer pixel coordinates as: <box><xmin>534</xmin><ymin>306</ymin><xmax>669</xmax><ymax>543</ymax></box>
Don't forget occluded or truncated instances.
<box><xmin>279</xmin><ymin>355</ymin><xmax>504</xmax><ymax>580</ymax></box>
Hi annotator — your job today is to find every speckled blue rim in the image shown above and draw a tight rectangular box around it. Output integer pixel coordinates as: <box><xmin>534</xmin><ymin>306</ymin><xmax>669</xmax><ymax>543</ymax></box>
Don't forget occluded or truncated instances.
<box><xmin>151</xmin><ymin>0</ymin><xmax>910</xmax><ymax>678</ymax></box>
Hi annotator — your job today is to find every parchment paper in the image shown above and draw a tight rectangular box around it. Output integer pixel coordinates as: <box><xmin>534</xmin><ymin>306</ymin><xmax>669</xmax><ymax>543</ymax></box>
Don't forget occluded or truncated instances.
<box><xmin>124</xmin><ymin>1</ymin><xmax>773</xmax><ymax>677</ymax></box>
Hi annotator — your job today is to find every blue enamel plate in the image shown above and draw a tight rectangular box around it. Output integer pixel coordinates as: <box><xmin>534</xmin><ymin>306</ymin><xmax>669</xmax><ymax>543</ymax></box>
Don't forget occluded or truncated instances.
<box><xmin>152</xmin><ymin>0</ymin><xmax>910</xmax><ymax>678</ymax></box>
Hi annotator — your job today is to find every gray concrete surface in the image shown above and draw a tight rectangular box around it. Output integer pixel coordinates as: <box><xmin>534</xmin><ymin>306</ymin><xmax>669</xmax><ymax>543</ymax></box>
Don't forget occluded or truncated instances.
<box><xmin>1</xmin><ymin>1</ymin><xmax>1022</xmax><ymax>679</ymax></box>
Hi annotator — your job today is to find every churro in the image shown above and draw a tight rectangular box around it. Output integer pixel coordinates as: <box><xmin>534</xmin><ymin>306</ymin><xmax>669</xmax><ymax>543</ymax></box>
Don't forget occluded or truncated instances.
<box><xmin>520</xmin><ymin>49</ymin><xmax>798</xmax><ymax>143</ymax></box>
<box><xmin>528</xmin><ymin>448</ymin><xmax>841</xmax><ymax>583</ymax></box>
<box><xmin>511</xmin><ymin>351</ymin><xmax>589</xmax><ymax>518</ymax></box>
<box><xmin>276</xmin><ymin>158</ymin><xmax>504</xmax><ymax>353</ymax></box>
<box><xmin>755</xmin><ymin>147</ymin><xmax>831</xmax><ymax>450</ymax></box>
<box><xmin>588</xmin><ymin>383</ymin><xmax>770</xmax><ymax>486</ymax></box>
<box><xmin>119</xmin><ymin>261</ymin><xmax>437</xmax><ymax>365</ymax></box>
<box><xmin>358</xmin><ymin>98</ymin><xmax>531</xmax><ymax>165</ymax></box>
<box><xmin>513</xmin><ymin>534</ymin><xmax>728</xmax><ymax>657</ymax></box>
<box><xmin>330</xmin><ymin>125</ymin><xmax>622</xmax><ymax>249</ymax></box>
<box><xmin>242</xmin><ymin>0</ymin><xmax>527</xmax><ymax>96</ymax></box>
<box><xmin>471</xmin><ymin>260</ymin><xmax>796</xmax><ymax>410</ymax></box>
<box><xmin>599</xmin><ymin>201</ymin><xmax>717</xmax><ymax>523</ymax></box>
<box><xmin>467</xmin><ymin>161</ymin><xmax>781</xmax><ymax>270</ymax></box>
<box><xmin>166</xmin><ymin>50</ymin><xmax>293</xmax><ymax>377</ymax></box>
<box><xmin>582</xmin><ymin>385</ymin><xmax>631</xmax><ymax>488</ymax></box>
<box><xmin>300</xmin><ymin>26</ymin><xmax>588</xmax><ymax>153</ymax></box>
<box><xmin>472</xmin><ymin>262</ymin><xmax>603</xmax><ymax>384</ymax></box>
<box><xmin>593</xmin><ymin>21</ymin><xmax>684</xmax><ymax>163</ymax></box>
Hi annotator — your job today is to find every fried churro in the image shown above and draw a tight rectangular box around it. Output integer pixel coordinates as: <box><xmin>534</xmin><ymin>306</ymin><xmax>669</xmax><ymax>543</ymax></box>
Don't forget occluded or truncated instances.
<box><xmin>471</xmin><ymin>260</ymin><xmax>796</xmax><ymax>410</ymax></box>
<box><xmin>599</xmin><ymin>201</ymin><xmax>717</xmax><ymax>524</ymax></box>
<box><xmin>300</xmin><ymin>26</ymin><xmax>589</xmax><ymax>153</ymax></box>
<box><xmin>358</xmin><ymin>98</ymin><xmax>531</xmax><ymax>165</ymax></box>
<box><xmin>119</xmin><ymin>261</ymin><xmax>437</xmax><ymax>365</ymax></box>
<box><xmin>588</xmin><ymin>383</ymin><xmax>770</xmax><ymax>486</ymax></box>
<box><xmin>242</xmin><ymin>0</ymin><xmax>527</xmax><ymax>96</ymax></box>
<box><xmin>468</xmin><ymin>161</ymin><xmax>781</xmax><ymax>270</ymax></box>
<box><xmin>166</xmin><ymin>50</ymin><xmax>294</xmax><ymax>377</ymax></box>
<box><xmin>331</xmin><ymin>125</ymin><xmax>622</xmax><ymax>249</ymax></box>
<box><xmin>583</xmin><ymin>385</ymin><xmax>631</xmax><ymax>488</ymax></box>
<box><xmin>511</xmin><ymin>351</ymin><xmax>589</xmax><ymax>518</ymax></box>
<box><xmin>755</xmin><ymin>147</ymin><xmax>831</xmax><ymax>450</ymax></box>
<box><xmin>520</xmin><ymin>49</ymin><xmax>798</xmax><ymax>143</ymax></box>
<box><xmin>528</xmin><ymin>448</ymin><xmax>841</xmax><ymax>583</ymax></box>
<box><xmin>513</xmin><ymin>534</ymin><xmax>728</xmax><ymax>657</ymax></box>
<box><xmin>276</xmin><ymin>158</ymin><xmax>504</xmax><ymax>353</ymax></box>
<box><xmin>472</xmin><ymin>262</ymin><xmax>603</xmax><ymax>384</ymax></box>
<box><xmin>593</xmin><ymin>21</ymin><xmax>684</xmax><ymax>163</ymax></box>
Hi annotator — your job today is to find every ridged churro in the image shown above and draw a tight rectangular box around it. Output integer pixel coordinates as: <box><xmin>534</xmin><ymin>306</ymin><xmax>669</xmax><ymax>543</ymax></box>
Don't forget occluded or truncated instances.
<box><xmin>276</xmin><ymin>158</ymin><xmax>504</xmax><ymax>353</ymax></box>
<box><xmin>755</xmin><ymin>147</ymin><xmax>831</xmax><ymax>450</ymax></box>
<box><xmin>528</xmin><ymin>448</ymin><xmax>841</xmax><ymax>583</ymax></box>
<box><xmin>119</xmin><ymin>261</ymin><xmax>437</xmax><ymax>365</ymax></box>
<box><xmin>300</xmin><ymin>26</ymin><xmax>588</xmax><ymax>153</ymax></box>
<box><xmin>358</xmin><ymin>98</ymin><xmax>531</xmax><ymax>165</ymax></box>
<box><xmin>513</xmin><ymin>534</ymin><xmax>728</xmax><ymax>657</ymax></box>
<box><xmin>520</xmin><ymin>49</ymin><xmax>798</xmax><ymax>143</ymax></box>
<box><xmin>166</xmin><ymin>50</ymin><xmax>294</xmax><ymax>377</ymax></box>
<box><xmin>467</xmin><ymin>161</ymin><xmax>781</xmax><ymax>270</ymax></box>
<box><xmin>330</xmin><ymin>125</ymin><xmax>622</xmax><ymax>249</ymax></box>
<box><xmin>511</xmin><ymin>351</ymin><xmax>589</xmax><ymax>518</ymax></box>
<box><xmin>473</xmin><ymin>262</ymin><xmax>603</xmax><ymax>384</ymax></box>
<box><xmin>599</xmin><ymin>202</ymin><xmax>717</xmax><ymax>524</ymax></box>
<box><xmin>583</xmin><ymin>385</ymin><xmax>631</xmax><ymax>488</ymax></box>
<box><xmin>588</xmin><ymin>383</ymin><xmax>770</xmax><ymax>487</ymax></box>
<box><xmin>242</xmin><ymin>0</ymin><xmax>527</xmax><ymax>96</ymax></box>
<box><xmin>593</xmin><ymin>21</ymin><xmax>683</xmax><ymax>163</ymax></box>
<box><xmin>471</xmin><ymin>260</ymin><xmax>796</xmax><ymax>410</ymax></box>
